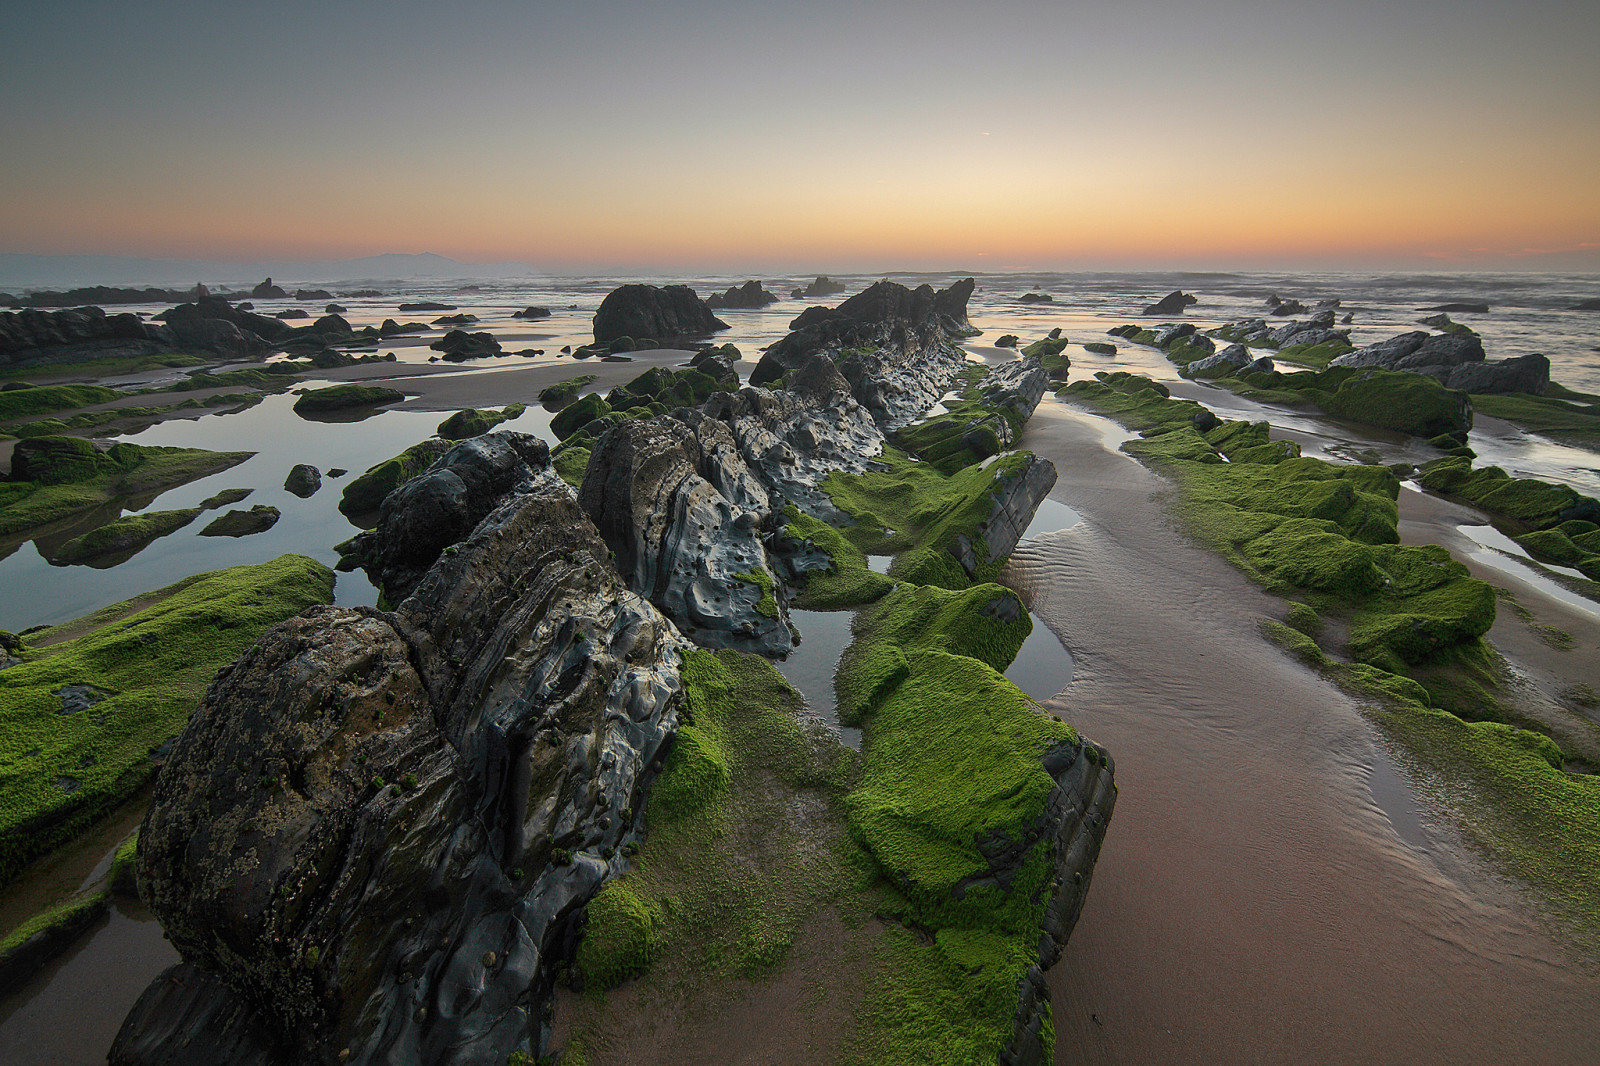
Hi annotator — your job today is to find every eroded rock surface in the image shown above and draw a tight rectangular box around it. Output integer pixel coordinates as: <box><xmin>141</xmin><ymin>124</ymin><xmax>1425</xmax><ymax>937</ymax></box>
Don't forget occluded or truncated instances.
<box><xmin>112</xmin><ymin>481</ymin><xmax>685</xmax><ymax>1066</ymax></box>
<box><xmin>592</xmin><ymin>284</ymin><xmax>728</xmax><ymax>345</ymax></box>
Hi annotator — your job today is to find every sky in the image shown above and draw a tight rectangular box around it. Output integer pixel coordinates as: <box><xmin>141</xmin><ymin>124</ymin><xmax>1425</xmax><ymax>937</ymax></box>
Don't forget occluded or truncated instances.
<box><xmin>1</xmin><ymin>0</ymin><xmax>1597</xmax><ymax>273</ymax></box>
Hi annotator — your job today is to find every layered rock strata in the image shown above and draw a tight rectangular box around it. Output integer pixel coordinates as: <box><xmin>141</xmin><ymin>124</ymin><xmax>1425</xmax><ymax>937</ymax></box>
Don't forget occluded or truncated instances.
<box><xmin>112</xmin><ymin>479</ymin><xmax>685</xmax><ymax>1066</ymax></box>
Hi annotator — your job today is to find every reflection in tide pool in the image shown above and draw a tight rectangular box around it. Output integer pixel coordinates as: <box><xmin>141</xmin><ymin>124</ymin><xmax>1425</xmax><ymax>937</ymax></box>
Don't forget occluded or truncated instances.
<box><xmin>1006</xmin><ymin>612</ymin><xmax>1074</xmax><ymax>704</ymax></box>
<box><xmin>1456</xmin><ymin>523</ymin><xmax>1600</xmax><ymax>616</ymax></box>
<box><xmin>774</xmin><ymin>608</ymin><xmax>861</xmax><ymax>750</ymax></box>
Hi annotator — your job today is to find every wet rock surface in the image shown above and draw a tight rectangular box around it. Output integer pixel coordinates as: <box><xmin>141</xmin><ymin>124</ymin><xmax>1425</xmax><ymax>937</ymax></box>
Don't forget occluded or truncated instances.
<box><xmin>1143</xmin><ymin>290</ymin><xmax>1197</xmax><ymax>315</ymax></box>
<box><xmin>112</xmin><ymin>480</ymin><xmax>686</xmax><ymax>1066</ymax></box>
<box><xmin>949</xmin><ymin>453</ymin><xmax>1058</xmax><ymax>578</ymax></box>
<box><xmin>284</xmin><ymin>464</ymin><xmax>322</xmax><ymax>498</ymax></box>
<box><xmin>578</xmin><ymin>416</ymin><xmax>790</xmax><ymax>657</ymax></box>
<box><xmin>704</xmin><ymin>280</ymin><xmax>778</xmax><ymax>309</ymax></box>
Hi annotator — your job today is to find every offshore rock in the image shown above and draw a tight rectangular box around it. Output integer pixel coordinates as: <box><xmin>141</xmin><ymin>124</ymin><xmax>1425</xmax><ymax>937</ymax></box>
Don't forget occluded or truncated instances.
<box><xmin>1330</xmin><ymin>330</ymin><xmax>1485</xmax><ymax>372</ymax></box>
<box><xmin>1142</xmin><ymin>290</ymin><xmax>1197</xmax><ymax>315</ymax></box>
<box><xmin>342</xmin><ymin>432</ymin><xmax>554</xmax><ymax>604</ymax></box>
<box><xmin>592</xmin><ymin>284</ymin><xmax>728</xmax><ymax>346</ymax></box>
<box><xmin>112</xmin><ymin>480</ymin><xmax>685</xmax><ymax>1066</ymax></box>
<box><xmin>0</xmin><ymin>307</ymin><xmax>172</xmax><ymax>369</ymax></box>
<box><xmin>250</xmin><ymin>278</ymin><xmax>287</xmax><ymax>299</ymax></box>
<box><xmin>430</xmin><ymin>330</ymin><xmax>503</xmax><ymax>362</ymax></box>
<box><xmin>284</xmin><ymin>465</ymin><xmax>322</xmax><ymax>498</ymax></box>
<box><xmin>578</xmin><ymin>416</ymin><xmax>791</xmax><ymax>657</ymax></box>
<box><xmin>1182</xmin><ymin>344</ymin><xmax>1251</xmax><ymax>379</ymax></box>
<box><xmin>704</xmin><ymin>280</ymin><xmax>778</xmax><ymax>310</ymax></box>
<box><xmin>790</xmin><ymin>276</ymin><xmax>847</xmax><ymax>299</ymax></box>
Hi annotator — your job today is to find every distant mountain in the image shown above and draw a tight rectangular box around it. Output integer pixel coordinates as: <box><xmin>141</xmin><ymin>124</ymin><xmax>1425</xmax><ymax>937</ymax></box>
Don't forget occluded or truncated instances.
<box><xmin>0</xmin><ymin>252</ymin><xmax>537</xmax><ymax>290</ymax></box>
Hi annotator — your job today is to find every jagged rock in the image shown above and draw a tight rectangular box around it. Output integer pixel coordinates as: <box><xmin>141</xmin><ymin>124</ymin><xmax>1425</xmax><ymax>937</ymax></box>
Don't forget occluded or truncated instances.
<box><xmin>1270</xmin><ymin>298</ymin><xmax>1309</xmax><ymax>316</ymax></box>
<box><xmin>433</xmin><ymin>314</ymin><xmax>478</xmax><ymax>325</ymax></box>
<box><xmin>790</xmin><ymin>276</ymin><xmax>847</xmax><ymax>299</ymax></box>
<box><xmin>284</xmin><ymin>465</ymin><xmax>321</xmax><ymax>498</ymax></box>
<box><xmin>1193</xmin><ymin>409</ymin><xmax>1220</xmax><ymax>433</ymax></box>
<box><xmin>1279</xmin><ymin>327</ymin><xmax>1344</xmax><ymax>350</ymax></box>
<box><xmin>250</xmin><ymin>278</ymin><xmax>286</xmax><ymax>299</ymax></box>
<box><xmin>1244</xmin><ymin>356</ymin><xmax>1276</xmax><ymax>375</ymax></box>
<box><xmin>379</xmin><ymin>319</ymin><xmax>430</xmax><ymax>338</ymax></box>
<box><xmin>592</xmin><ymin>285</ymin><xmax>728</xmax><ymax>346</ymax></box>
<box><xmin>1142</xmin><ymin>290</ymin><xmax>1197</xmax><ymax>315</ymax></box>
<box><xmin>995</xmin><ymin>335</ymin><xmax>1020</xmax><ymax>348</ymax></box>
<box><xmin>1315</xmin><ymin>298</ymin><xmax>1342</xmax><ymax>309</ymax></box>
<box><xmin>1183</xmin><ymin>345</ymin><xmax>1251</xmax><ymax>379</ymax></box>
<box><xmin>112</xmin><ymin>477</ymin><xmax>685</xmax><ymax>1066</ymax></box>
<box><xmin>578</xmin><ymin>416</ymin><xmax>789</xmax><ymax>656</ymax></box>
<box><xmin>1414</xmin><ymin>353</ymin><xmax>1550</xmax><ymax>395</ymax></box>
<box><xmin>430</xmin><ymin>330</ymin><xmax>503</xmax><ymax>362</ymax></box>
<box><xmin>1331</xmin><ymin>330</ymin><xmax>1484</xmax><ymax>371</ymax></box>
<box><xmin>342</xmin><ymin>432</ymin><xmax>554</xmax><ymax>603</ymax></box>
<box><xmin>1153</xmin><ymin>323</ymin><xmax>1196</xmax><ymax>347</ymax></box>
<box><xmin>704</xmin><ymin>281</ymin><xmax>778</xmax><ymax>310</ymax></box>
<box><xmin>949</xmin><ymin>454</ymin><xmax>1057</xmax><ymax>578</ymax></box>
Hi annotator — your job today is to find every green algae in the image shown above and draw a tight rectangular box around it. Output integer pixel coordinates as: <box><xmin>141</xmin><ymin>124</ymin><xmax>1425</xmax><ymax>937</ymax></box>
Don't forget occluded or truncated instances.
<box><xmin>551</xmin><ymin>394</ymin><xmax>611</xmax><ymax>441</ymax></box>
<box><xmin>552</xmin><ymin>445</ymin><xmax>591</xmax><ymax>488</ymax></box>
<box><xmin>0</xmin><ymin>353</ymin><xmax>210</xmax><ymax>384</ymax></box>
<box><xmin>574</xmin><ymin>881</ymin><xmax>666</xmax><ymax>991</ymax></box>
<box><xmin>536</xmin><ymin>375</ymin><xmax>596</xmax><ymax>405</ymax></box>
<box><xmin>732</xmin><ymin>569</ymin><xmax>780</xmax><ymax>619</ymax></box>
<box><xmin>436</xmin><ymin>403</ymin><xmax>526</xmax><ymax>441</ymax></box>
<box><xmin>784</xmin><ymin>507</ymin><xmax>896</xmax><ymax>610</ymax></box>
<box><xmin>1273</xmin><ymin>338</ymin><xmax>1354</xmax><ymax>368</ymax></box>
<box><xmin>49</xmin><ymin>507</ymin><xmax>201</xmax><ymax>566</ymax></box>
<box><xmin>820</xmin><ymin>448</ymin><xmax>1035</xmax><ymax>589</ymax></box>
<box><xmin>0</xmin><ymin>555</ymin><xmax>334</xmax><ymax>885</ymax></box>
<box><xmin>0</xmin><ymin>384</ymin><xmax>122</xmax><ymax>422</ymax></box>
<box><xmin>1</xmin><ymin>439</ymin><xmax>253</xmax><ymax>539</ymax></box>
<box><xmin>893</xmin><ymin>366</ymin><xmax>1029</xmax><ymax>473</ymax></box>
<box><xmin>339</xmin><ymin>438</ymin><xmax>453</xmax><ymax>517</ymax></box>
<box><xmin>1083</xmin><ymin>341</ymin><xmax>1117</xmax><ymax>355</ymax></box>
<box><xmin>1471</xmin><ymin>388</ymin><xmax>1600</xmax><ymax>449</ymax></box>
<box><xmin>292</xmin><ymin>384</ymin><xmax>404</xmax><ymax>415</ymax></box>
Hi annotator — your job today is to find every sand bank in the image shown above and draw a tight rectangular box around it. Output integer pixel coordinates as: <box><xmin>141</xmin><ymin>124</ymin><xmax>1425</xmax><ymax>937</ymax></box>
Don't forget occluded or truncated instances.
<box><xmin>1008</xmin><ymin>397</ymin><xmax>1599</xmax><ymax>1065</ymax></box>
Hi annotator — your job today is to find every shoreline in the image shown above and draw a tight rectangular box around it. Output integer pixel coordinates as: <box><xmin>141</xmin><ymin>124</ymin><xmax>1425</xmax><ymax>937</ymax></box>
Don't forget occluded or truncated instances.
<box><xmin>1006</xmin><ymin>397</ymin><xmax>1600</xmax><ymax>1064</ymax></box>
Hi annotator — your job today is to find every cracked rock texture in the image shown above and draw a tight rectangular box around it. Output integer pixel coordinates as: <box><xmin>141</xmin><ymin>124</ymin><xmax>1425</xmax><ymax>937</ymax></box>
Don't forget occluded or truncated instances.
<box><xmin>111</xmin><ymin>479</ymin><xmax>685</xmax><ymax>1066</ymax></box>
<box><xmin>578</xmin><ymin>415</ymin><xmax>791</xmax><ymax>658</ymax></box>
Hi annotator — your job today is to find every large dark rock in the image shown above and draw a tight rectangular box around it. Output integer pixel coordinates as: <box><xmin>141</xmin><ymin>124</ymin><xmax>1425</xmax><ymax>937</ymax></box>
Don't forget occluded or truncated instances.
<box><xmin>578</xmin><ymin>416</ymin><xmax>790</xmax><ymax>657</ymax></box>
<box><xmin>1017</xmin><ymin>293</ymin><xmax>1053</xmax><ymax>304</ymax></box>
<box><xmin>1331</xmin><ymin>330</ymin><xmax>1484</xmax><ymax>372</ymax></box>
<box><xmin>284</xmin><ymin>465</ymin><xmax>322</xmax><ymax>498</ymax></box>
<box><xmin>0</xmin><ymin>307</ymin><xmax>173</xmax><ymax>368</ymax></box>
<box><xmin>1416</xmin><ymin>353</ymin><xmax>1550</xmax><ymax>395</ymax></box>
<box><xmin>790</xmin><ymin>276</ymin><xmax>847</xmax><ymax>299</ymax></box>
<box><xmin>341</xmin><ymin>432</ymin><xmax>554</xmax><ymax>604</ymax></box>
<box><xmin>948</xmin><ymin>454</ymin><xmax>1058</xmax><ymax>579</ymax></box>
<box><xmin>1142</xmin><ymin>290</ymin><xmax>1197</xmax><ymax>315</ymax></box>
<box><xmin>592</xmin><ymin>285</ymin><xmax>728</xmax><ymax>346</ymax></box>
<box><xmin>160</xmin><ymin>294</ymin><xmax>295</xmax><ymax>344</ymax></box>
<box><xmin>111</xmin><ymin>477</ymin><xmax>684</xmax><ymax>1066</ymax></box>
<box><xmin>704</xmin><ymin>281</ymin><xmax>778</xmax><ymax>310</ymax></box>
<box><xmin>250</xmin><ymin>278</ymin><xmax>287</xmax><ymax>299</ymax></box>
<box><xmin>430</xmin><ymin>330</ymin><xmax>503</xmax><ymax>362</ymax></box>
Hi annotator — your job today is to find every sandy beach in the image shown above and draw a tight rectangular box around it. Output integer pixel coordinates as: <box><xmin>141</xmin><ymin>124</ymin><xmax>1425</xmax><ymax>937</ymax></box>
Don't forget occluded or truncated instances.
<box><xmin>1007</xmin><ymin>397</ymin><xmax>1600</xmax><ymax>1064</ymax></box>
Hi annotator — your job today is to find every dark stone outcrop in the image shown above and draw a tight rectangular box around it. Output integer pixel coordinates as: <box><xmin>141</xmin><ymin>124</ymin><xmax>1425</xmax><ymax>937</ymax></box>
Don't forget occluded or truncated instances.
<box><xmin>379</xmin><ymin>319</ymin><xmax>430</xmax><ymax>338</ymax></box>
<box><xmin>0</xmin><ymin>307</ymin><xmax>171</xmax><ymax>368</ymax></box>
<box><xmin>1331</xmin><ymin>330</ymin><xmax>1484</xmax><ymax>372</ymax></box>
<box><xmin>1420</xmin><ymin>302</ymin><xmax>1489</xmax><ymax>313</ymax></box>
<box><xmin>704</xmin><ymin>281</ymin><xmax>778</xmax><ymax>310</ymax></box>
<box><xmin>1142</xmin><ymin>290</ymin><xmax>1197</xmax><ymax>315</ymax></box>
<box><xmin>199</xmin><ymin>506</ymin><xmax>280</xmax><ymax>537</ymax></box>
<box><xmin>341</xmin><ymin>432</ymin><xmax>554</xmax><ymax>604</ymax></box>
<box><xmin>513</xmin><ymin>306</ymin><xmax>551</xmax><ymax>320</ymax></box>
<box><xmin>111</xmin><ymin>477</ymin><xmax>684</xmax><ymax>1066</ymax></box>
<box><xmin>1017</xmin><ymin>293</ymin><xmax>1052</xmax><ymax>304</ymax></box>
<box><xmin>275</xmin><ymin>310</ymin><xmax>309</xmax><ymax>320</ymax></box>
<box><xmin>1270</xmin><ymin>298</ymin><xmax>1309</xmax><ymax>316</ymax></box>
<box><xmin>1182</xmin><ymin>344</ymin><xmax>1252</xmax><ymax>379</ymax></box>
<box><xmin>790</xmin><ymin>276</ymin><xmax>847</xmax><ymax>299</ymax></box>
<box><xmin>399</xmin><ymin>302</ymin><xmax>457</xmax><ymax>313</ymax></box>
<box><xmin>1574</xmin><ymin>298</ymin><xmax>1600</xmax><ymax>312</ymax></box>
<box><xmin>295</xmin><ymin>289</ymin><xmax>334</xmax><ymax>301</ymax></box>
<box><xmin>578</xmin><ymin>417</ymin><xmax>790</xmax><ymax>657</ymax></box>
<box><xmin>284</xmin><ymin>465</ymin><xmax>322</xmax><ymax>498</ymax></box>
<box><xmin>17</xmin><ymin>286</ymin><xmax>205</xmax><ymax>309</ymax></box>
<box><xmin>430</xmin><ymin>330</ymin><xmax>503</xmax><ymax>362</ymax></box>
<box><xmin>948</xmin><ymin>454</ymin><xmax>1057</xmax><ymax>579</ymax></box>
<box><xmin>1416</xmin><ymin>353</ymin><xmax>1550</xmax><ymax>395</ymax></box>
<box><xmin>592</xmin><ymin>285</ymin><xmax>728</xmax><ymax>346</ymax></box>
<box><xmin>250</xmin><ymin>278</ymin><xmax>287</xmax><ymax>299</ymax></box>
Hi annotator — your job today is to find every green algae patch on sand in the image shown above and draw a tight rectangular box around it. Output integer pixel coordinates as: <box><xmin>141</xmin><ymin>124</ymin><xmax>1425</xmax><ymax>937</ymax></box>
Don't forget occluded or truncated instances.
<box><xmin>1274</xmin><ymin>338</ymin><xmax>1354</xmax><ymax>368</ymax></box>
<box><xmin>436</xmin><ymin>403</ymin><xmax>525</xmax><ymax>441</ymax></box>
<box><xmin>292</xmin><ymin>383</ymin><xmax>404</xmax><ymax>416</ymax></box>
<box><xmin>0</xmin><ymin>555</ymin><xmax>334</xmax><ymax>885</ymax></box>
<box><xmin>0</xmin><ymin>384</ymin><xmax>122</xmax><ymax>422</ymax></box>
<box><xmin>0</xmin><ymin>438</ymin><xmax>253</xmax><ymax>540</ymax></box>
<box><xmin>48</xmin><ymin>506</ymin><xmax>201</xmax><ymax>567</ymax></box>
<box><xmin>570</xmin><ymin>648</ymin><xmax>859</xmax><ymax>1001</ymax></box>
<box><xmin>1471</xmin><ymin>387</ymin><xmax>1600</xmax><ymax>450</ymax></box>
<box><xmin>820</xmin><ymin>448</ymin><xmax>1036</xmax><ymax>590</ymax></box>
<box><xmin>338</xmin><ymin>438</ymin><xmax>453</xmax><ymax>517</ymax></box>
<box><xmin>0</xmin><ymin>352</ymin><xmax>210</xmax><ymax>384</ymax></box>
<box><xmin>784</xmin><ymin>506</ymin><xmax>896</xmax><ymax>610</ymax></box>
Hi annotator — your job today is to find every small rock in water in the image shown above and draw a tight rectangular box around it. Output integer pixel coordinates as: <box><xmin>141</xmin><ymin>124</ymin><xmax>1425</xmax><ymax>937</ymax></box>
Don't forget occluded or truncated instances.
<box><xmin>284</xmin><ymin>464</ymin><xmax>322</xmax><ymax>498</ymax></box>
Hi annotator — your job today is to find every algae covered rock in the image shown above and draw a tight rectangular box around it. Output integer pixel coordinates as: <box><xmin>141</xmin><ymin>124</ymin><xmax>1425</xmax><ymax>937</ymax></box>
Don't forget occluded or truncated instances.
<box><xmin>292</xmin><ymin>384</ymin><xmax>404</xmax><ymax>416</ymax></box>
<box><xmin>436</xmin><ymin>403</ymin><xmax>526</xmax><ymax>441</ymax></box>
<box><xmin>338</xmin><ymin>439</ymin><xmax>454</xmax><ymax>517</ymax></box>
<box><xmin>48</xmin><ymin>507</ymin><xmax>201</xmax><ymax>567</ymax></box>
<box><xmin>283</xmin><ymin>464</ymin><xmax>321</xmax><ymax>498</ymax></box>
<box><xmin>199</xmin><ymin>505</ymin><xmax>280</xmax><ymax>537</ymax></box>
<box><xmin>1319</xmin><ymin>369</ymin><xmax>1472</xmax><ymax>438</ymax></box>
<box><xmin>113</xmin><ymin>483</ymin><xmax>684</xmax><ymax>1066</ymax></box>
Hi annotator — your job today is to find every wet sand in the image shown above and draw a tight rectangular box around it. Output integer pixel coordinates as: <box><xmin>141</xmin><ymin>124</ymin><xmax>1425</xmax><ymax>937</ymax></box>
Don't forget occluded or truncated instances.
<box><xmin>1008</xmin><ymin>398</ymin><xmax>1600</xmax><ymax>1065</ymax></box>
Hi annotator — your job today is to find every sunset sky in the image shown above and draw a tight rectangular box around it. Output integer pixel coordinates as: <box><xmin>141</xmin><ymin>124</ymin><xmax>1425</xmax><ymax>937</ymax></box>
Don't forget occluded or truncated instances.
<box><xmin>3</xmin><ymin>0</ymin><xmax>1597</xmax><ymax>272</ymax></box>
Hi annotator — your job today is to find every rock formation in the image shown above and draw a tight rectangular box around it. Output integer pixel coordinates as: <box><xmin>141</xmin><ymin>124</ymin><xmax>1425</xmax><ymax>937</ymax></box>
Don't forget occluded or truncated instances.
<box><xmin>430</xmin><ymin>330</ymin><xmax>503</xmax><ymax>361</ymax></box>
<box><xmin>592</xmin><ymin>285</ymin><xmax>728</xmax><ymax>346</ymax></box>
<box><xmin>790</xmin><ymin>276</ymin><xmax>847</xmax><ymax>299</ymax></box>
<box><xmin>704</xmin><ymin>280</ymin><xmax>778</xmax><ymax>310</ymax></box>
<box><xmin>1143</xmin><ymin>290</ymin><xmax>1197</xmax><ymax>315</ymax></box>
<box><xmin>112</xmin><ymin>476</ymin><xmax>684</xmax><ymax>1066</ymax></box>
<box><xmin>251</xmin><ymin>278</ymin><xmax>287</xmax><ymax>299</ymax></box>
